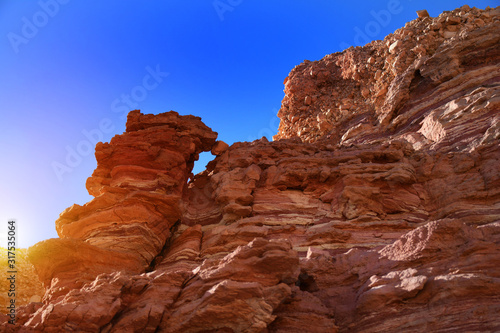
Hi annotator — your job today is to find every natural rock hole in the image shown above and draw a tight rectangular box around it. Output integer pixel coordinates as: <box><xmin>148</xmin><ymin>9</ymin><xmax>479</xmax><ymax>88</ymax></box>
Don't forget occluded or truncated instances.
<box><xmin>296</xmin><ymin>272</ymin><xmax>319</xmax><ymax>292</ymax></box>
<box><xmin>192</xmin><ymin>151</ymin><xmax>215</xmax><ymax>178</ymax></box>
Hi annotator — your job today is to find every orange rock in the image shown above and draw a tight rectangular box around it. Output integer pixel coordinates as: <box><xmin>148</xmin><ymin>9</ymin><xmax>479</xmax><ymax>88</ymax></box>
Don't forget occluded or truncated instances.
<box><xmin>416</xmin><ymin>9</ymin><xmax>430</xmax><ymax>18</ymax></box>
<box><xmin>211</xmin><ymin>140</ymin><xmax>229</xmax><ymax>156</ymax></box>
<box><xmin>3</xmin><ymin>6</ymin><xmax>499</xmax><ymax>333</ymax></box>
<box><xmin>28</xmin><ymin>110</ymin><xmax>217</xmax><ymax>302</ymax></box>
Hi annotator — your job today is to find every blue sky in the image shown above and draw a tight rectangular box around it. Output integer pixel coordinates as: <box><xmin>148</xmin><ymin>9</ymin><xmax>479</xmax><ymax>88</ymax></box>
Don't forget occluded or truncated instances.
<box><xmin>0</xmin><ymin>0</ymin><xmax>496</xmax><ymax>247</ymax></box>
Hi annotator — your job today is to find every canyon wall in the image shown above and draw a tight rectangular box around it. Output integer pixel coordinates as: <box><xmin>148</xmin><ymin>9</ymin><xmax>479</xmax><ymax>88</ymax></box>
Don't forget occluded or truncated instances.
<box><xmin>1</xmin><ymin>5</ymin><xmax>499</xmax><ymax>332</ymax></box>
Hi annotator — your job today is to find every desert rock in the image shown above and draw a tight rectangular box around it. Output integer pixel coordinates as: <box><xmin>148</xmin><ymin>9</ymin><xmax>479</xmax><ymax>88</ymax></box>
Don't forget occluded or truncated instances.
<box><xmin>2</xmin><ymin>6</ymin><xmax>499</xmax><ymax>332</ymax></box>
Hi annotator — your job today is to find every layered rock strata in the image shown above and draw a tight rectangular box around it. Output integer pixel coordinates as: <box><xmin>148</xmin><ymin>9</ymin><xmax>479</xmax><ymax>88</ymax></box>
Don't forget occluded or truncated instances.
<box><xmin>28</xmin><ymin>110</ymin><xmax>217</xmax><ymax>304</ymax></box>
<box><xmin>1</xmin><ymin>5</ymin><xmax>499</xmax><ymax>333</ymax></box>
<box><xmin>274</xmin><ymin>4</ymin><xmax>500</xmax><ymax>149</ymax></box>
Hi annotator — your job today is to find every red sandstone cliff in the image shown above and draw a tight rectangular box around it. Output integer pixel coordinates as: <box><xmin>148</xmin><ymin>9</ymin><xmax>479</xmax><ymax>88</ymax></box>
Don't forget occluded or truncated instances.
<box><xmin>1</xmin><ymin>5</ymin><xmax>499</xmax><ymax>332</ymax></box>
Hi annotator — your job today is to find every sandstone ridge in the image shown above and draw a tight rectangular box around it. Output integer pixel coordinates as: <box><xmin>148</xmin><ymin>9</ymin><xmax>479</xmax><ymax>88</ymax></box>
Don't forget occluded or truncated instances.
<box><xmin>1</xmin><ymin>6</ymin><xmax>499</xmax><ymax>332</ymax></box>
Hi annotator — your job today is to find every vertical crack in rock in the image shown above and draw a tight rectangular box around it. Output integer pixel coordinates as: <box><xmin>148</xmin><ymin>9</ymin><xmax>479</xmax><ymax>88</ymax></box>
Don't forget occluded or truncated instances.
<box><xmin>145</xmin><ymin>219</ymin><xmax>181</xmax><ymax>272</ymax></box>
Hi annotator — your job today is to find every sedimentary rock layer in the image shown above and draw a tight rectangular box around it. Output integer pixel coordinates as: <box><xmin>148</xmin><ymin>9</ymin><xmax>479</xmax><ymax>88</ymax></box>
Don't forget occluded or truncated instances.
<box><xmin>1</xmin><ymin>5</ymin><xmax>499</xmax><ymax>333</ymax></box>
<box><xmin>28</xmin><ymin>110</ymin><xmax>217</xmax><ymax>303</ymax></box>
<box><xmin>274</xmin><ymin>5</ymin><xmax>500</xmax><ymax>151</ymax></box>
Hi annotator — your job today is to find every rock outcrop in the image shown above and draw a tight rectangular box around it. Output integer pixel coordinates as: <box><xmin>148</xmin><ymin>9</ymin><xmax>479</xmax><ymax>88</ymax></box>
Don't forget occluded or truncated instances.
<box><xmin>275</xmin><ymin>5</ymin><xmax>500</xmax><ymax>149</ymax></box>
<box><xmin>28</xmin><ymin>110</ymin><xmax>217</xmax><ymax>305</ymax></box>
<box><xmin>1</xmin><ymin>5</ymin><xmax>499</xmax><ymax>332</ymax></box>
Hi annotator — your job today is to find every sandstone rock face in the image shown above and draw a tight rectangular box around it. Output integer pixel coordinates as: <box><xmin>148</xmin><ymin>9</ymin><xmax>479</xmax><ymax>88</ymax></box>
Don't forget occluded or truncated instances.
<box><xmin>28</xmin><ymin>110</ymin><xmax>217</xmax><ymax>303</ymax></box>
<box><xmin>274</xmin><ymin>5</ymin><xmax>500</xmax><ymax>150</ymax></box>
<box><xmin>2</xmin><ymin>6</ymin><xmax>499</xmax><ymax>333</ymax></box>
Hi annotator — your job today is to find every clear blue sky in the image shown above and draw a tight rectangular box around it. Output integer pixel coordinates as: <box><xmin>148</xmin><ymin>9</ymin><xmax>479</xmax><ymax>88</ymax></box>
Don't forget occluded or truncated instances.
<box><xmin>0</xmin><ymin>0</ymin><xmax>496</xmax><ymax>247</ymax></box>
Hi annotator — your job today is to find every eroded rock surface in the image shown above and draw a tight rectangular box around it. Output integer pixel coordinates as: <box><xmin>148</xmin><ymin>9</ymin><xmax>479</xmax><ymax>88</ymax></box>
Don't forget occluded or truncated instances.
<box><xmin>2</xmin><ymin>5</ymin><xmax>499</xmax><ymax>333</ymax></box>
<box><xmin>28</xmin><ymin>110</ymin><xmax>217</xmax><ymax>304</ymax></box>
<box><xmin>274</xmin><ymin>5</ymin><xmax>500</xmax><ymax>150</ymax></box>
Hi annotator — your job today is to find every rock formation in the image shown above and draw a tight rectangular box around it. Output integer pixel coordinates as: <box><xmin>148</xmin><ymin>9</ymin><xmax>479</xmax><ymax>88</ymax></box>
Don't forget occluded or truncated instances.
<box><xmin>30</xmin><ymin>111</ymin><xmax>218</xmax><ymax>304</ymax></box>
<box><xmin>1</xmin><ymin>5</ymin><xmax>499</xmax><ymax>332</ymax></box>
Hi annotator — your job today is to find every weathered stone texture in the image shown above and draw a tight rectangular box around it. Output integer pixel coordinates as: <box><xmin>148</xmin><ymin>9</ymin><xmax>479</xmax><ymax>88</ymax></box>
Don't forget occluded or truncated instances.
<box><xmin>2</xmin><ymin>6</ymin><xmax>499</xmax><ymax>332</ymax></box>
